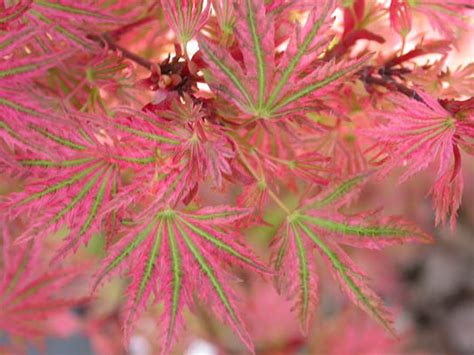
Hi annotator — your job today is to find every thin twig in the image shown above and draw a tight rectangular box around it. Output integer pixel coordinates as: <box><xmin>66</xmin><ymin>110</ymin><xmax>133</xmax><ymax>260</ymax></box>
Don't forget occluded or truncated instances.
<box><xmin>363</xmin><ymin>74</ymin><xmax>423</xmax><ymax>102</ymax></box>
<box><xmin>359</xmin><ymin>65</ymin><xmax>424</xmax><ymax>102</ymax></box>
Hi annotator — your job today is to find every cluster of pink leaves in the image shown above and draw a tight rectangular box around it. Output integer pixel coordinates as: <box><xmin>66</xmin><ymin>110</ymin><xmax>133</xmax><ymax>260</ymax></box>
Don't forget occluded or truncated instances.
<box><xmin>0</xmin><ymin>220</ymin><xmax>86</xmax><ymax>352</ymax></box>
<box><xmin>0</xmin><ymin>0</ymin><xmax>473</xmax><ymax>353</ymax></box>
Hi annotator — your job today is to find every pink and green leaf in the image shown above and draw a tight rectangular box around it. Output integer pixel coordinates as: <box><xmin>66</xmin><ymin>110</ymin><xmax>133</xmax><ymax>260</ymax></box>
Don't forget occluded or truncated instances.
<box><xmin>28</xmin><ymin>9</ymin><xmax>95</xmax><ymax>50</ymax></box>
<box><xmin>0</xmin><ymin>54</ymin><xmax>64</xmax><ymax>81</ymax></box>
<box><xmin>161</xmin><ymin>0</ymin><xmax>210</xmax><ymax>44</ymax></box>
<box><xmin>199</xmin><ymin>0</ymin><xmax>363</xmax><ymax>119</ymax></box>
<box><xmin>234</xmin><ymin>0</ymin><xmax>275</xmax><ymax>112</ymax></box>
<box><xmin>94</xmin><ymin>205</ymin><xmax>268</xmax><ymax>352</ymax></box>
<box><xmin>0</xmin><ymin>231</ymin><xmax>85</xmax><ymax>341</ymax></box>
<box><xmin>272</xmin><ymin>174</ymin><xmax>432</xmax><ymax>333</ymax></box>
<box><xmin>296</xmin><ymin>221</ymin><xmax>395</xmax><ymax>335</ymax></box>
<box><xmin>33</xmin><ymin>0</ymin><xmax>121</xmax><ymax>23</ymax></box>
<box><xmin>1</xmin><ymin>121</ymin><xmax>140</xmax><ymax>259</ymax></box>
<box><xmin>0</xmin><ymin>27</ymin><xmax>36</xmax><ymax>57</ymax></box>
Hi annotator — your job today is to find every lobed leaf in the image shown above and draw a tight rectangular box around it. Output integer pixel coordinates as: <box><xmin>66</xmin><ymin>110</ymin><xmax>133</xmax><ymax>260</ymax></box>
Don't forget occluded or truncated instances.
<box><xmin>211</xmin><ymin>0</ymin><xmax>236</xmax><ymax>42</ymax></box>
<box><xmin>1</xmin><ymin>120</ymin><xmax>154</xmax><ymax>260</ymax></box>
<box><xmin>0</xmin><ymin>95</ymin><xmax>59</xmax><ymax>122</ymax></box>
<box><xmin>272</xmin><ymin>221</ymin><xmax>319</xmax><ymax>331</ymax></box>
<box><xmin>161</xmin><ymin>0</ymin><xmax>210</xmax><ymax>44</ymax></box>
<box><xmin>296</xmin><ymin>221</ymin><xmax>395</xmax><ymax>335</ymax></box>
<box><xmin>364</xmin><ymin>91</ymin><xmax>471</xmax><ymax>229</ymax></box>
<box><xmin>265</xmin><ymin>0</ymin><xmax>336</xmax><ymax>110</ymax></box>
<box><xmin>95</xmin><ymin>205</ymin><xmax>269</xmax><ymax>353</ymax></box>
<box><xmin>0</xmin><ymin>229</ymin><xmax>85</xmax><ymax>341</ymax></box>
<box><xmin>199</xmin><ymin>0</ymin><xmax>364</xmax><ymax>120</ymax></box>
<box><xmin>28</xmin><ymin>9</ymin><xmax>96</xmax><ymax>50</ymax></box>
<box><xmin>272</xmin><ymin>174</ymin><xmax>432</xmax><ymax>333</ymax></box>
<box><xmin>303</xmin><ymin>172</ymin><xmax>371</xmax><ymax>210</ymax></box>
<box><xmin>234</xmin><ymin>0</ymin><xmax>275</xmax><ymax>112</ymax></box>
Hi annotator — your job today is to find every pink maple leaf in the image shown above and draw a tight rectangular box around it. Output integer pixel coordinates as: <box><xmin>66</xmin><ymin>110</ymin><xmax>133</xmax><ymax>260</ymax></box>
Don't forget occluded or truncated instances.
<box><xmin>161</xmin><ymin>0</ymin><xmax>210</xmax><ymax>45</ymax></box>
<box><xmin>94</xmin><ymin>205</ymin><xmax>269</xmax><ymax>353</ymax></box>
<box><xmin>0</xmin><ymin>220</ymin><xmax>86</xmax><ymax>348</ymax></box>
<box><xmin>271</xmin><ymin>174</ymin><xmax>431</xmax><ymax>333</ymax></box>
<box><xmin>365</xmin><ymin>91</ymin><xmax>474</xmax><ymax>230</ymax></box>
<box><xmin>2</xmin><ymin>115</ymin><xmax>164</xmax><ymax>260</ymax></box>
<box><xmin>199</xmin><ymin>0</ymin><xmax>369</xmax><ymax>121</ymax></box>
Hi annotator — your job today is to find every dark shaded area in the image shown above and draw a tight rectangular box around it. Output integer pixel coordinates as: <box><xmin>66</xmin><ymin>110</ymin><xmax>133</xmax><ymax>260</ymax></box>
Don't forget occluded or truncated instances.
<box><xmin>29</xmin><ymin>335</ymin><xmax>93</xmax><ymax>355</ymax></box>
<box><xmin>401</xmin><ymin>226</ymin><xmax>474</xmax><ymax>355</ymax></box>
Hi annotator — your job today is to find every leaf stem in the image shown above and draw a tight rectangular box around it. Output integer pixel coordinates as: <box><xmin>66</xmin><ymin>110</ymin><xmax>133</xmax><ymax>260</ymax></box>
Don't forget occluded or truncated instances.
<box><xmin>267</xmin><ymin>189</ymin><xmax>292</xmax><ymax>215</ymax></box>
<box><xmin>236</xmin><ymin>146</ymin><xmax>291</xmax><ymax>215</ymax></box>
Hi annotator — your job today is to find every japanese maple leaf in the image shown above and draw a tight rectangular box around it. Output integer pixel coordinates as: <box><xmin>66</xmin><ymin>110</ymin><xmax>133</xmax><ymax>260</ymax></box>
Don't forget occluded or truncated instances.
<box><xmin>161</xmin><ymin>0</ymin><xmax>210</xmax><ymax>45</ymax></box>
<box><xmin>94</xmin><ymin>205</ymin><xmax>269</xmax><ymax>353</ymax></box>
<box><xmin>389</xmin><ymin>0</ymin><xmax>412</xmax><ymax>37</ymax></box>
<box><xmin>159</xmin><ymin>95</ymin><xmax>236</xmax><ymax>189</ymax></box>
<box><xmin>365</xmin><ymin>91</ymin><xmax>474</xmax><ymax>230</ymax></box>
<box><xmin>56</xmin><ymin>50</ymin><xmax>136</xmax><ymax>113</ymax></box>
<box><xmin>1</xmin><ymin>0</ymin><xmax>132</xmax><ymax>52</ymax></box>
<box><xmin>92</xmin><ymin>102</ymin><xmax>230</xmax><ymax>215</ymax></box>
<box><xmin>210</xmin><ymin>0</ymin><xmax>235</xmax><ymax>45</ymax></box>
<box><xmin>0</xmin><ymin>85</ymin><xmax>67</xmax><ymax>135</ymax></box>
<box><xmin>0</xmin><ymin>223</ymin><xmax>85</xmax><ymax>345</ymax></box>
<box><xmin>301</xmin><ymin>110</ymin><xmax>369</xmax><ymax>177</ymax></box>
<box><xmin>406</xmin><ymin>60</ymin><xmax>474</xmax><ymax>98</ymax></box>
<box><xmin>271</xmin><ymin>174</ymin><xmax>431</xmax><ymax>333</ymax></box>
<box><xmin>0</xmin><ymin>55</ymin><xmax>127</xmax><ymax>135</ymax></box>
<box><xmin>0</xmin><ymin>52</ymin><xmax>70</xmax><ymax>85</ymax></box>
<box><xmin>199</xmin><ymin>0</ymin><xmax>368</xmax><ymax>121</ymax></box>
<box><xmin>234</xmin><ymin>125</ymin><xmax>330</xmax><ymax>196</ymax></box>
<box><xmin>0</xmin><ymin>0</ymin><xmax>32</xmax><ymax>30</ymax></box>
<box><xmin>176</xmin><ymin>125</ymin><xmax>234</xmax><ymax>189</ymax></box>
<box><xmin>2</xmin><ymin>116</ymin><xmax>165</xmax><ymax>261</ymax></box>
<box><xmin>106</xmin><ymin>101</ymin><xmax>234</xmax><ymax>208</ymax></box>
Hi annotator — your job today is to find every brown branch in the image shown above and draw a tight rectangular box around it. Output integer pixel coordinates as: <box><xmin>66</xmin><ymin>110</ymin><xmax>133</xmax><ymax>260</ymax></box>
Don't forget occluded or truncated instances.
<box><xmin>87</xmin><ymin>32</ymin><xmax>186</xmax><ymax>77</ymax></box>
<box><xmin>359</xmin><ymin>66</ymin><xmax>424</xmax><ymax>102</ymax></box>
<box><xmin>363</xmin><ymin>74</ymin><xmax>423</xmax><ymax>101</ymax></box>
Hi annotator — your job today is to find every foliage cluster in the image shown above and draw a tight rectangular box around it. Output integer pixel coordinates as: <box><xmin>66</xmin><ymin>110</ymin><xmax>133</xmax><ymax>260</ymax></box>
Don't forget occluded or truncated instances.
<box><xmin>0</xmin><ymin>0</ymin><xmax>473</xmax><ymax>353</ymax></box>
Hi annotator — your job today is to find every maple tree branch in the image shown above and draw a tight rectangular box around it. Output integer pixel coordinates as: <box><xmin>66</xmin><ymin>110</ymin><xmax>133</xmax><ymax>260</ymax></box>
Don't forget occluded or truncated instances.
<box><xmin>363</xmin><ymin>74</ymin><xmax>423</xmax><ymax>101</ymax></box>
<box><xmin>88</xmin><ymin>32</ymin><xmax>186</xmax><ymax>80</ymax></box>
<box><xmin>359</xmin><ymin>66</ymin><xmax>423</xmax><ymax>102</ymax></box>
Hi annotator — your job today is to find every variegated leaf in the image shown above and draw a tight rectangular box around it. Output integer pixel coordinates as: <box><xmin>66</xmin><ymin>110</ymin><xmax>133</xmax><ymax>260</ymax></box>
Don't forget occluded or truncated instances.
<box><xmin>94</xmin><ymin>205</ymin><xmax>269</xmax><ymax>353</ymax></box>
<box><xmin>199</xmin><ymin>0</ymin><xmax>367</xmax><ymax>120</ymax></box>
<box><xmin>272</xmin><ymin>177</ymin><xmax>432</xmax><ymax>333</ymax></box>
